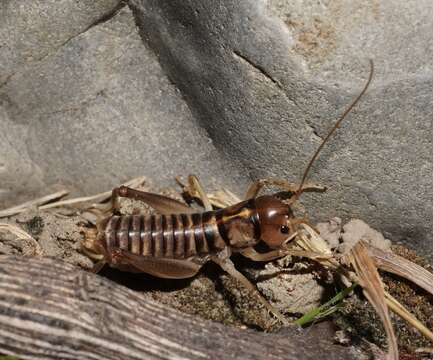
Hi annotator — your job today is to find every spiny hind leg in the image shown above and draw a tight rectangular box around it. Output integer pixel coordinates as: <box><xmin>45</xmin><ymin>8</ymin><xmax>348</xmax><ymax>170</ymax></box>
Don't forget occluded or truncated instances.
<box><xmin>110</xmin><ymin>187</ymin><xmax>122</xmax><ymax>213</ymax></box>
<box><xmin>240</xmin><ymin>241</ymin><xmax>297</xmax><ymax>262</ymax></box>
<box><xmin>244</xmin><ymin>178</ymin><xmax>326</xmax><ymax>200</ymax></box>
<box><xmin>108</xmin><ymin>186</ymin><xmax>194</xmax><ymax>215</ymax></box>
<box><xmin>110</xmin><ymin>249</ymin><xmax>202</xmax><ymax>279</ymax></box>
<box><xmin>89</xmin><ymin>260</ymin><xmax>106</xmax><ymax>273</ymax></box>
<box><xmin>109</xmin><ymin>186</ymin><xmax>152</xmax><ymax>213</ymax></box>
<box><xmin>241</xmin><ymin>246</ymin><xmax>332</xmax><ymax>262</ymax></box>
<box><xmin>211</xmin><ymin>255</ymin><xmax>289</xmax><ymax>325</ymax></box>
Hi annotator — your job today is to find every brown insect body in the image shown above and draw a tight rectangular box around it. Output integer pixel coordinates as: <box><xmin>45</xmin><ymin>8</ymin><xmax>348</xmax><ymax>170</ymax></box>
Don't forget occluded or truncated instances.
<box><xmin>83</xmin><ymin>61</ymin><xmax>374</xmax><ymax>322</ymax></box>
<box><xmin>90</xmin><ymin>195</ymin><xmax>293</xmax><ymax>274</ymax></box>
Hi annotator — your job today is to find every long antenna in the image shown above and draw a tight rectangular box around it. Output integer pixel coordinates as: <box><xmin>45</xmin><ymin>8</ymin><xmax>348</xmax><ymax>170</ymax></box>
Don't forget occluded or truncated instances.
<box><xmin>296</xmin><ymin>60</ymin><xmax>374</xmax><ymax>196</ymax></box>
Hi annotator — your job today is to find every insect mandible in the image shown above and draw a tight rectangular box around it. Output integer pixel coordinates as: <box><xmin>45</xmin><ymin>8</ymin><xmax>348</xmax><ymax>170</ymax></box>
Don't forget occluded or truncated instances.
<box><xmin>82</xmin><ymin>61</ymin><xmax>374</xmax><ymax>324</ymax></box>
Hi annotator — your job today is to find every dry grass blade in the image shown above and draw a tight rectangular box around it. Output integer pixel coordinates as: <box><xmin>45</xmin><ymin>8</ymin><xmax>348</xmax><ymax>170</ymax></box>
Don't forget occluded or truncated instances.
<box><xmin>39</xmin><ymin>177</ymin><xmax>146</xmax><ymax>210</ymax></box>
<box><xmin>294</xmin><ymin>224</ymin><xmax>339</xmax><ymax>268</ymax></box>
<box><xmin>0</xmin><ymin>223</ymin><xmax>43</xmax><ymax>256</ymax></box>
<box><xmin>384</xmin><ymin>291</ymin><xmax>433</xmax><ymax>343</ymax></box>
<box><xmin>176</xmin><ymin>176</ymin><xmax>241</xmax><ymax>209</ymax></box>
<box><xmin>296</xmin><ymin>226</ymin><xmax>433</xmax><ymax>348</ymax></box>
<box><xmin>415</xmin><ymin>348</ymin><xmax>433</xmax><ymax>354</ymax></box>
<box><xmin>348</xmin><ymin>241</ymin><xmax>398</xmax><ymax>360</ymax></box>
<box><xmin>369</xmin><ymin>245</ymin><xmax>433</xmax><ymax>295</ymax></box>
<box><xmin>208</xmin><ymin>189</ymin><xmax>241</xmax><ymax>208</ymax></box>
<box><xmin>282</xmin><ymin>248</ymin><xmax>334</xmax><ymax>260</ymax></box>
<box><xmin>0</xmin><ymin>190</ymin><xmax>69</xmax><ymax>218</ymax></box>
<box><xmin>296</xmin><ymin>224</ymin><xmax>332</xmax><ymax>255</ymax></box>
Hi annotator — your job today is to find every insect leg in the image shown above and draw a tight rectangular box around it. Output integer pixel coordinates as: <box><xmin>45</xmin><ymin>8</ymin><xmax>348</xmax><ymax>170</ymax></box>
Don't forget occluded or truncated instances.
<box><xmin>111</xmin><ymin>187</ymin><xmax>122</xmax><ymax>213</ymax></box>
<box><xmin>176</xmin><ymin>175</ymin><xmax>213</xmax><ymax>211</ymax></box>
<box><xmin>240</xmin><ymin>247</ymin><xmax>286</xmax><ymax>262</ymax></box>
<box><xmin>89</xmin><ymin>260</ymin><xmax>106</xmax><ymax>274</ymax></box>
<box><xmin>244</xmin><ymin>178</ymin><xmax>325</xmax><ymax>200</ymax></box>
<box><xmin>111</xmin><ymin>186</ymin><xmax>195</xmax><ymax>215</ymax></box>
<box><xmin>110</xmin><ymin>249</ymin><xmax>203</xmax><ymax>279</ymax></box>
<box><xmin>187</xmin><ymin>175</ymin><xmax>213</xmax><ymax>211</ymax></box>
<box><xmin>211</xmin><ymin>255</ymin><xmax>288</xmax><ymax>325</ymax></box>
<box><xmin>241</xmin><ymin>246</ymin><xmax>331</xmax><ymax>262</ymax></box>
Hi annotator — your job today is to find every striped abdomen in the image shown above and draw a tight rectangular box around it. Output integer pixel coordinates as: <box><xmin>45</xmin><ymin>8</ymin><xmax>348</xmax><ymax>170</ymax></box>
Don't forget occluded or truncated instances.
<box><xmin>103</xmin><ymin>212</ymin><xmax>227</xmax><ymax>259</ymax></box>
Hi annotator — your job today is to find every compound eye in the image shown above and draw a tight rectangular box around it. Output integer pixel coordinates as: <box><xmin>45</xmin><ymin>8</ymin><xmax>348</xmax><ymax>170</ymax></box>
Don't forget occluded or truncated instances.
<box><xmin>280</xmin><ymin>225</ymin><xmax>290</xmax><ymax>234</ymax></box>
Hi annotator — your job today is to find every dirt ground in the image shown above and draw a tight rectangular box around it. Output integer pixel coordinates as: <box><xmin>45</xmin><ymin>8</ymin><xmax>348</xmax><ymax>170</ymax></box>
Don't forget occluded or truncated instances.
<box><xmin>0</xmin><ymin>180</ymin><xmax>432</xmax><ymax>358</ymax></box>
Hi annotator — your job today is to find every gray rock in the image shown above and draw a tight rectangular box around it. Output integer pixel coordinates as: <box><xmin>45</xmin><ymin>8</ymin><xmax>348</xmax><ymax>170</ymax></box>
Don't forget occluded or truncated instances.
<box><xmin>129</xmin><ymin>0</ymin><xmax>433</xmax><ymax>258</ymax></box>
<box><xmin>0</xmin><ymin>0</ymin><xmax>124</xmax><ymax>87</ymax></box>
<box><xmin>0</xmin><ymin>0</ymin><xmax>126</xmax><ymax>203</ymax></box>
<box><xmin>1</xmin><ymin>0</ymin><xmax>432</xmax><ymax>258</ymax></box>
<box><xmin>0</xmin><ymin>3</ymin><xmax>248</xmax><ymax>206</ymax></box>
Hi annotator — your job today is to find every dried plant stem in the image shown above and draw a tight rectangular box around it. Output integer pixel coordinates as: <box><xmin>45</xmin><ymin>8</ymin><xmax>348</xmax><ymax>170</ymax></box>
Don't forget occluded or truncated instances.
<box><xmin>415</xmin><ymin>348</ymin><xmax>433</xmax><ymax>354</ymax></box>
<box><xmin>39</xmin><ymin>177</ymin><xmax>146</xmax><ymax>210</ymax></box>
<box><xmin>176</xmin><ymin>176</ymin><xmax>241</xmax><ymax>209</ymax></box>
<box><xmin>293</xmin><ymin>224</ymin><xmax>433</xmax><ymax>348</ymax></box>
<box><xmin>384</xmin><ymin>291</ymin><xmax>433</xmax><ymax>343</ymax></box>
<box><xmin>347</xmin><ymin>241</ymin><xmax>398</xmax><ymax>360</ymax></box>
<box><xmin>294</xmin><ymin>224</ymin><xmax>340</xmax><ymax>269</ymax></box>
<box><xmin>0</xmin><ymin>190</ymin><xmax>69</xmax><ymax>218</ymax></box>
<box><xmin>369</xmin><ymin>246</ymin><xmax>433</xmax><ymax>295</ymax></box>
<box><xmin>38</xmin><ymin>193</ymin><xmax>112</xmax><ymax>209</ymax></box>
<box><xmin>208</xmin><ymin>189</ymin><xmax>242</xmax><ymax>208</ymax></box>
<box><xmin>0</xmin><ymin>177</ymin><xmax>146</xmax><ymax>218</ymax></box>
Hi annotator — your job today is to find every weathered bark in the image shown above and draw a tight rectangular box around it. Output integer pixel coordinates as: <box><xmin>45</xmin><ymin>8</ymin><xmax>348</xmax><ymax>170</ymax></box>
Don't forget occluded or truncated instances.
<box><xmin>0</xmin><ymin>256</ymin><xmax>362</xmax><ymax>360</ymax></box>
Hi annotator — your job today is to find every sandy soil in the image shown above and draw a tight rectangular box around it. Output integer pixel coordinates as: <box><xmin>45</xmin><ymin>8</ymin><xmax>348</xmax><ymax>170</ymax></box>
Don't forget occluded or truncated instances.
<box><xmin>0</xmin><ymin>181</ymin><xmax>431</xmax><ymax>357</ymax></box>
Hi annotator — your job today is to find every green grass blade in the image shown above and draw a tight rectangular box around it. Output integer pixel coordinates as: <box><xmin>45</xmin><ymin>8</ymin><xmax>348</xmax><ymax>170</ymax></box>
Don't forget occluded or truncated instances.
<box><xmin>295</xmin><ymin>283</ymin><xmax>358</xmax><ymax>326</ymax></box>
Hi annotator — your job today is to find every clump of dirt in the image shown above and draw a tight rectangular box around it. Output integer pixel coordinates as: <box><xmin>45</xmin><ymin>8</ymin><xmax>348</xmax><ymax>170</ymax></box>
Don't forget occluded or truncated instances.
<box><xmin>22</xmin><ymin>215</ymin><xmax>44</xmax><ymax>237</ymax></box>
<box><xmin>255</xmin><ymin>256</ymin><xmax>332</xmax><ymax>316</ymax></box>
<box><xmin>0</xmin><ymin>209</ymin><xmax>92</xmax><ymax>269</ymax></box>
<box><xmin>317</xmin><ymin>217</ymin><xmax>392</xmax><ymax>254</ymax></box>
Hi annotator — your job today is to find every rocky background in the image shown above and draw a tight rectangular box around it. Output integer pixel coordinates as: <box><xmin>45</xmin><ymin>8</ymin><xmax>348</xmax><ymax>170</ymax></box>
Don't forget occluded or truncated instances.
<box><xmin>1</xmin><ymin>0</ymin><xmax>432</xmax><ymax>258</ymax></box>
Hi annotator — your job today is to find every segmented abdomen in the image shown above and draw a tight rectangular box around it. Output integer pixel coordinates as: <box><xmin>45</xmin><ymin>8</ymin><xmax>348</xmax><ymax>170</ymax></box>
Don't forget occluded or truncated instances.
<box><xmin>103</xmin><ymin>212</ymin><xmax>227</xmax><ymax>259</ymax></box>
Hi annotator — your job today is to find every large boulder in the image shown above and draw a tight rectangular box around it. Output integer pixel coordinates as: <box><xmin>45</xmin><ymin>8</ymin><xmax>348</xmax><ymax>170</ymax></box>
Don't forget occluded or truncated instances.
<box><xmin>1</xmin><ymin>0</ymin><xmax>432</xmax><ymax>258</ymax></box>
<box><xmin>0</xmin><ymin>1</ymin><xmax>247</xmax><ymax>206</ymax></box>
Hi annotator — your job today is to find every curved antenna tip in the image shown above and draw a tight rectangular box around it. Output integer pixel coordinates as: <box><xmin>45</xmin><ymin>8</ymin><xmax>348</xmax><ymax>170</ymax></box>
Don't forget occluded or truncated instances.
<box><xmin>296</xmin><ymin>59</ymin><xmax>374</xmax><ymax>197</ymax></box>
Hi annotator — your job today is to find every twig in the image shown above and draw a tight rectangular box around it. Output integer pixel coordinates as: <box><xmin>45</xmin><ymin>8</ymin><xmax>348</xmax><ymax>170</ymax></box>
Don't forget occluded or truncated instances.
<box><xmin>415</xmin><ymin>348</ymin><xmax>433</xmax><ymax>354</ymax></box>
<box><xmin>207</xmin><ymin>189</ymin><xmax>242</xmax><ymax>208</ymax></box>
<box><xmin>294</xmin><ymin>224</ymin><xmax>340</xmax><ymax>269</ymax></box>
<box><xmin>0</xmin><ymin>178</ymin><xmax>146</xmax><ymax>218</ymax></box>
<box><xmin>347</xmin><ymin>241</ymin><xmax>398</xmax><ymax>360</ymax></box>
<box><xmin>0</xmin><ymin>190</ymin><xmax>69</xmax><ymax>218</ymax></box>
<box><xmin>369</xmin><ymin>245</ymin><xmax>433</xmax><ymax>296</ymax></box>
<box><xmin>39</xmin><ymin>177</ymin><xmax>146</xmax><ymax>210</ymax></box>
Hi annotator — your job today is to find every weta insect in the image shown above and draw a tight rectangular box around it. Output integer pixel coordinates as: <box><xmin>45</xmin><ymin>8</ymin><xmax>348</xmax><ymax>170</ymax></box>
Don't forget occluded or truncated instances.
<box><xmin>83</xmin><ymin>61</ymin><xmax>374</xmax><ymax>324</ymax></box>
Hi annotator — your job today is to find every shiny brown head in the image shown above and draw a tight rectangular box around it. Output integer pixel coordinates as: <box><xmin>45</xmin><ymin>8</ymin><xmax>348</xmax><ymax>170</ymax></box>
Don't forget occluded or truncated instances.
<box><xmin>255</xmin><ymin>195</ymin><xmax>294</xmax><ymax>249</ymax></box>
